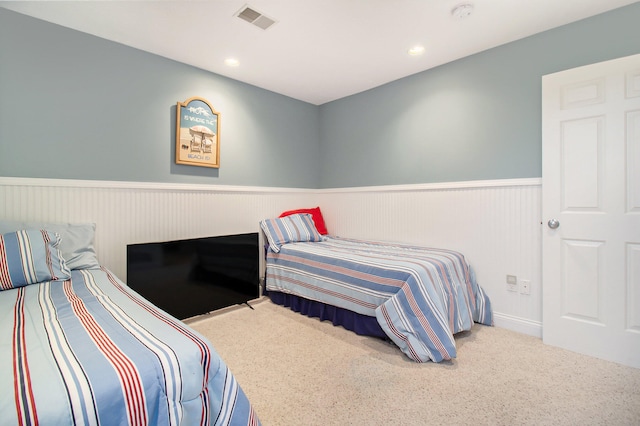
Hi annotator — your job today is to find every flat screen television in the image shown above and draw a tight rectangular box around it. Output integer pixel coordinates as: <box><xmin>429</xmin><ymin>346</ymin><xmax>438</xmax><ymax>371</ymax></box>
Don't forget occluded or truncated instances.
<box><xmin>126</xmin><ymin>232</ymin><xmax>259</xmax><ymax>319</ymax></box>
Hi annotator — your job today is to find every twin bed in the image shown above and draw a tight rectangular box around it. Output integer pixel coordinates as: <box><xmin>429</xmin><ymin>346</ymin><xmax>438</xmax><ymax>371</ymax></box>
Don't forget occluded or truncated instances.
<box><xmin>261</xmin><ymin>208</ymin><xmax>493</xmax><ymax>363</ymax></box>
<box><xmin>0</xmin><ymin>222</ymin><xmax>259</xmax><ymax>426</ymax></box>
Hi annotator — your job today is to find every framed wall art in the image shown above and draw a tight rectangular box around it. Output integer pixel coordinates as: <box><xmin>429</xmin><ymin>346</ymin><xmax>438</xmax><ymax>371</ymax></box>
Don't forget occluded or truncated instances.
<box><xmin>176</xmin><ymin>97</ymin><xmax>220</xmax><ymax>168</ymax></box>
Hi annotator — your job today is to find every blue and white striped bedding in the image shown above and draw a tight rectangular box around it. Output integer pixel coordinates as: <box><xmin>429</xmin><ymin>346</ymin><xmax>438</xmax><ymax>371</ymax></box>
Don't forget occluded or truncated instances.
<box><xmin>0</xmin><ymin>267</ymin><xmax>260</xmax><ymax>426</ymax></box>
<box><xmin>265</xmin><ymin>237</ymin><xmax>493</xmax><ymax>363</ymax></box>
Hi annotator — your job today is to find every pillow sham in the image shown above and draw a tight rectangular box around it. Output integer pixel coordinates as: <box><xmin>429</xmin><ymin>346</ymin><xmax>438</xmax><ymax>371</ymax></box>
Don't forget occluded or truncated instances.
<box><xmin>0</xmin><ymin>229</ymin><xmax>71</xmax><ymax>290</ymax></box>
<box><xmin>0</xmin><ymin>221</ymin><xmax>99</xmax><ymax>270</ymax></box>
<box><xmin>279</xmin><ymin>206</ymin><xmax>328</xmax><ymax>235</ymax></box>
<box><xmin>260</xmin><ymin>213</ymin><xmax>323</xmax><ymax>253</ymax></box>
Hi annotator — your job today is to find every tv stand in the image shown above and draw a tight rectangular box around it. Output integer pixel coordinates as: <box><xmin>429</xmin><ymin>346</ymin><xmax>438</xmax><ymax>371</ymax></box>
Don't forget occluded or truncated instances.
<box><xmin>240</xmin><ymin>301</ymin><xmax>255</xmax><ymax>310</ymax></box>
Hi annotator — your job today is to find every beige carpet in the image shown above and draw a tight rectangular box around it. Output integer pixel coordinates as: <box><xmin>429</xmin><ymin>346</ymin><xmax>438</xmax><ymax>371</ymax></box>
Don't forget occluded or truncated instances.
<box><xmin>188</xmin><ymin>298</ymin><xmax>640</xmax><ymax>426</ymax></box>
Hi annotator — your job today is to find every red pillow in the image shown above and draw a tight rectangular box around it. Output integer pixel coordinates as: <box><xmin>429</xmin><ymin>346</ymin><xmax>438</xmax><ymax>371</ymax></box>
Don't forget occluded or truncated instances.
<box><xmin>279</xmin><ymin>207</ymin><xmax>328</xmax><ymax>235</ymax></box>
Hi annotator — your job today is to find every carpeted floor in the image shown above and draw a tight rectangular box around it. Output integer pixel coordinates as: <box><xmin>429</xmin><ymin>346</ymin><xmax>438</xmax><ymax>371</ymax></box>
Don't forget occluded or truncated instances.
<box><xmin>188</xmin><ymin>298</ymin><xmax>640</xmax><ymax>426</ymax></box>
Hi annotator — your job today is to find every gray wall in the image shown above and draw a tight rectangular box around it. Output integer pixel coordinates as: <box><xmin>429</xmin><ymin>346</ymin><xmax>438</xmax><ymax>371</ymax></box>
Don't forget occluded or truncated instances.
<box><xmin>0</xmin><ymin>9</ymin><xmax>320</xmax><ymax>188</ymax></box>
<box><xmin>2</xmin><ymin>4</ymin><xmax>640</xmax><ymax>189</ymax></box>
<box><xmin>318</xmin><ymin>2</ymin><xmax>640</xmax><ymax>188</ymax></box>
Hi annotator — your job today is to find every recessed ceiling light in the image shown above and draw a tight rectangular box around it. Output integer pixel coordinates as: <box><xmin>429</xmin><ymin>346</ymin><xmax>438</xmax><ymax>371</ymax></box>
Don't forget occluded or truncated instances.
<box><xmin>451</xmin><ymin>3</ymin><xmax>474</xmax><ymax>19</ymax></box>
<box><xmin>225</xmin><ymin>58</ymin><xmax>240</xmax><ymax>67</ymax></box>
<box><xmin>408</xmin><ymin>45</ymin><xmax>425</xmax><ymax>56</ymax></box>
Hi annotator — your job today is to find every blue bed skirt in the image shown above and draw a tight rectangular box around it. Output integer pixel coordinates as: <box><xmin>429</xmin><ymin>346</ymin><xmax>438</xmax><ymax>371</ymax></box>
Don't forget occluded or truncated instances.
<box><xmin>267</xmin><ymin>290</ymin><xmax>387</xmax><ymax>339</ymax></box>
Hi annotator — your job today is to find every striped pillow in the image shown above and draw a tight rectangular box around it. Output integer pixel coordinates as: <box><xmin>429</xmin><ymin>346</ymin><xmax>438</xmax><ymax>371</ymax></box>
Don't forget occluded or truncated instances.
<box><xmin>0</xmin><ymin>229</ymin><xmax>71</xmax><ymax>290</ymax></box>
<box><xmin>260</xmin><ymin>213</ymin><xmax>323</xmax><ymax>253</ymax></box>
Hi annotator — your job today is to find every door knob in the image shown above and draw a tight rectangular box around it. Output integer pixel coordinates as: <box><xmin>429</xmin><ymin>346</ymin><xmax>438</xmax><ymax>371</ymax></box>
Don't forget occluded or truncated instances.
<box><xmin>547</xmin><ymin>219</ymin><xmax>560</xmax><ymax>229</ymax></box>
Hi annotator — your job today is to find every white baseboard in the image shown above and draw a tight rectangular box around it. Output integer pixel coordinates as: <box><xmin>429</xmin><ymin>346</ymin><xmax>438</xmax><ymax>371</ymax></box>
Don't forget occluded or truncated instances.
<box><xmin>493</xmin><ymin>311</ymin><xmax>542</xmax><ymax>338</ymax></box>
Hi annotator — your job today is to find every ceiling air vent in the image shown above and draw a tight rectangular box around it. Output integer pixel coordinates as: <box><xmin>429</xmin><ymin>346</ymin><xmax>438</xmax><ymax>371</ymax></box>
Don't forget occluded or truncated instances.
<box><xmin>236</xmin><ymin>5</ymin><xmax>276</xmax><ymax>30</ymax></box>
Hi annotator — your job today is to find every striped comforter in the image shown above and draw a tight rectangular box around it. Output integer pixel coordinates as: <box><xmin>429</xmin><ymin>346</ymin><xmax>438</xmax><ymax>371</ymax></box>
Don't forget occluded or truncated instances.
<box><xmin>266</xmin><ymin>237</ymin><xmax>493</xmax><ymax>363</ymax></box>
<box><xmin>0</xmin><ymin>268</ymin><xmax>260</xmax><ymax>426</ymax></box>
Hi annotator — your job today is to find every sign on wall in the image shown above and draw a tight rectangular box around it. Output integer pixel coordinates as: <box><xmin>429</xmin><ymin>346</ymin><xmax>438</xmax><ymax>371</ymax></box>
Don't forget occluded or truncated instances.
<box><xmin>175</xmin><ymin>97</ymin><xmax>220</xmax><ymax>168</ymax></box>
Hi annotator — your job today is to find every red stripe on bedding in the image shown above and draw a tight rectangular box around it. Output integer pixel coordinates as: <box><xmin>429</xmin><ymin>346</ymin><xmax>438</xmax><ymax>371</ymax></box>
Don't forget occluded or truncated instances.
<box><xmin>400</xmin><ymin>286</ymin><xmax>453</xmax><ymax>361</ymax></box>
<box><xmin>62</xmin><ymin>280</ymin><xmax>148</xmax><ymax>426</ymax></box>
<box><xmin>249</xmin><ymin>405</ymin><xmax>261</xmax><ymax>426</ymax></box>
<box><xmin>379</xmin><ymin>304</ymin><xmax>421</xmax><ymax>362</ymax></box>
<box><xmin>40</xmin><ymin>230</ymin><xmax>57</xmax><ymax>281</ymax></box>
<box><xmin>12</xmin><ymin>288</ymin><xmax>39</xmax><ymax>426</ymax></box>
<box><xmin>0</xmin><ymin>238</ymin><xmax>13</xmax><ymax>289</ymax></box>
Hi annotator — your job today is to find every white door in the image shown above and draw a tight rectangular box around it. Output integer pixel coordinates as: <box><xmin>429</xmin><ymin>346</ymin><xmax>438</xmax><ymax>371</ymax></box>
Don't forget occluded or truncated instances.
<box><xmin>542</xmin><ymin>53</ymin><xmax>640</xmax><ymax>369</ymax></box>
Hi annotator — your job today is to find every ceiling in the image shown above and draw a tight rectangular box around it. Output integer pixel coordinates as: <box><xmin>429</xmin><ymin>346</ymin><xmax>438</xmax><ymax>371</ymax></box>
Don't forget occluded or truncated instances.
<box><xmin>1</xmin><ymin>0</ymin><xmax>637</xmax><ymax>105</ymax></box>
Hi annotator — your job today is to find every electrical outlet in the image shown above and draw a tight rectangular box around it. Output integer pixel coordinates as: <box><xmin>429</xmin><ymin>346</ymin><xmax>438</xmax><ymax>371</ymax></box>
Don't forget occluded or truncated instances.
<box><xmin>506</xmin><ymin>275</ymin><xmax>517</xmax><ymax>292</ymax></box>
<box><xmin>520</xmin><ymin>280</ymin><xmax>531</xmax><ymax>295</ymax></box>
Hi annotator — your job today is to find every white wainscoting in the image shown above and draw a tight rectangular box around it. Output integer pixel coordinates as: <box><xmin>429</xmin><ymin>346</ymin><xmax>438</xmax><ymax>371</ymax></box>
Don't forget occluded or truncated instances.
<box><xmin>0</xmin><ymin>177</ymin><xmax>542</xmax><ymax>336</ymax></box>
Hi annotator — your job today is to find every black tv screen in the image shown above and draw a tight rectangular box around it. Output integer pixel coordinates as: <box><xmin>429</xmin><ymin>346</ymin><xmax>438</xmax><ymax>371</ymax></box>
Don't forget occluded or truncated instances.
<box><xmin>126</xmin><ymin>232</ymin><xmax>259</xmax><ymax>319</ymax></box>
